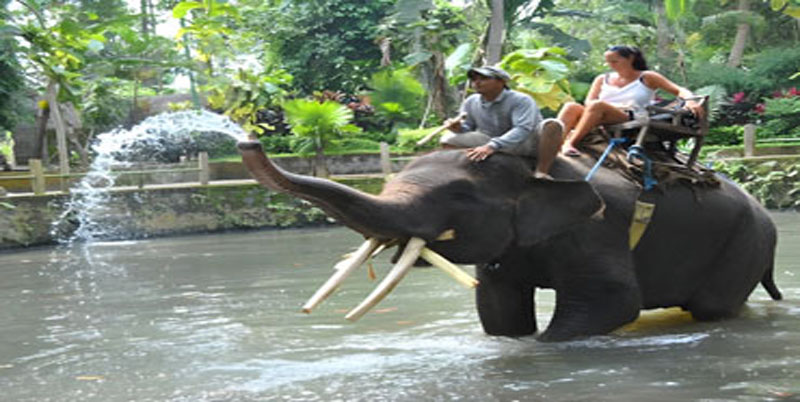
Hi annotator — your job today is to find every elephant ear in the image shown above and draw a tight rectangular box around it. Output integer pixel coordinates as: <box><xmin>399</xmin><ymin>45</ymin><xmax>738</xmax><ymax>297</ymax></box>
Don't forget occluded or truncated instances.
<box><xmin>515</xmin><ymin>178</ymin><xmax>606</xmax><ymax>247</ymax></box>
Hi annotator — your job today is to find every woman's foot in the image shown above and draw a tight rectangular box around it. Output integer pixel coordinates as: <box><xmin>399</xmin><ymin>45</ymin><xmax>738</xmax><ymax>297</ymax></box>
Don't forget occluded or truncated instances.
<box><xmin>561</xmin><ymin>144</ymin><xmax>581</xmax><ymax>157</ymax></box>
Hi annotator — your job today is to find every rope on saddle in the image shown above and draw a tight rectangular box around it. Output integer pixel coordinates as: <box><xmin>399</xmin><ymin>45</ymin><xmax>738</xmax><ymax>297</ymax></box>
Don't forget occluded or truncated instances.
<box><xmin>578</xmin><ymin>131</ymin><xmax>720</xmax><ymax>191</ymax></box>
<box><xmin>585</xmin><ymin>137</ymin><xmax>630</xmax><ymax>182</ymax></box>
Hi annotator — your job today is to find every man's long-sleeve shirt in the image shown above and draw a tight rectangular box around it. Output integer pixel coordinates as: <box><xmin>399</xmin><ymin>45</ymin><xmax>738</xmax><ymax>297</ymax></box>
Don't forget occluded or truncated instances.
<box><xmin>459</xmin><ymin>89</ymin><xmax>542</xmax><ymax>150</ymax></box>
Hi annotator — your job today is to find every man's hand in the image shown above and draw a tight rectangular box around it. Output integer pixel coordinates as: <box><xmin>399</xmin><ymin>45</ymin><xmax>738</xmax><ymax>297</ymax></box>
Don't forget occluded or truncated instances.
<box><xmin>466</xmin><ymin>144</ymin><xmax>496</xmax><ymax>162</ymax></box>
<box><xmin>685</xmin><ymin>100</ymin><xmax>705</xmax><ymax>119</ymax></box>
<box><xmin>444</xmin><ymin>113</ymin><xmax>467</xmax><ymax>133</ymax></box>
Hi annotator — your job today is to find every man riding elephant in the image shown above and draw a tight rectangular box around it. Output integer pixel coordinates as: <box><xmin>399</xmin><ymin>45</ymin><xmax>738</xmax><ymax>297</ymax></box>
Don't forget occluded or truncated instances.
<box><xmin>440</xmin><ymin>66</ymin><xmax>564</xmax><ymax>179</ymax></box>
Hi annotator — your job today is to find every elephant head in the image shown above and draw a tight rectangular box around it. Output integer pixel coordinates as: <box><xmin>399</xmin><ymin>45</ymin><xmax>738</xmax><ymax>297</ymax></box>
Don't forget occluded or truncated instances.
<box><xmin>238</xmin><ymin>141</ymin><xmax>604</xmax><ymax>322</ymax></box>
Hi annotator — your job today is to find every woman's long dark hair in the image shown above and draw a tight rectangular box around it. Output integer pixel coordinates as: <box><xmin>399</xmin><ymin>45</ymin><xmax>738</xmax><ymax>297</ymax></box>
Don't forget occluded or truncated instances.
<box><xmin>608</xmin><ymin>45</ymin><xmax>648</xmax><ymax>70</ymax></box>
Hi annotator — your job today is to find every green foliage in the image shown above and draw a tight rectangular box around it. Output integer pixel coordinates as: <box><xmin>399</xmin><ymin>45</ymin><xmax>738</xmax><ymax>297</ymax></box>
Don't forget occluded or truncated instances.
<box><xmin>81</xmin><ymin>78</ymin><xmax>131</xmax><ymax>133</ymax></box>
<box><xmin>445</xmin><ymin>43</ymin><xmax>474</xmax><ymax>88</ymax></box>
<box><xmin>369</xmin><ymin>69</ymin><xmax>426</xmax><ymax>124</ymax></box>
<box><xmin>0</xmin><ymin>19</ymin><xmax>24</xmax><ymax>132</ymax></box>
<box><xmin>694</xmin><ymin>85</ymin><xmax>728</xmax><ymax>123</ymax></box>
<box><xmin>759</xmin><ymin>96</ymin><xmax>800</xmax><ymax>138</ymax></box>
<box><xmin>0</xmin><ymin>131</ymin><xmax>14</xmax><ymax>163</ymax></box>
<box><xmin>396</xmin><ymin>126</ymin><xmax>438</xmax><ymax>151</ymax></box>
<box><xmin>282</xmin><ymin>99</ymin><xmax>361</xmax><ymax>154</ymax></box>
<box><xmin>499</xmin><ymin>46</ymin><xmax>573</xmax><ymax>111</ymax></box>
<box><xmin>328</xmin><ymin>138</ymin><xmax>381</xmax><ymax>152</ymax></box>
<box><xmin>706</xmin><ymin>125</ymin><xmax>743</xmax><ymax>146</ymax></box>
<box><xmin>205</xmin><ymin>68</ymin><xmax>293</xmax><ymax>136</ymax></box>
<box><xmin>689</xmin><ymin>46</ymin><xmax>800</xmax><ymax>98</ymax></box>
<box><xmin>260</xmin><ymin>0</ymin><xmax>395</xmax><ymax>94</ymax></box>
<box><xmin>173</xmin><ymin>0</ymin><xmax>240</xmax><ymax>71</ymax></box>
<box><xmin>714</xmin><ymin>159</ymin><xmax>800</xmax><ymax>210</ymax></box>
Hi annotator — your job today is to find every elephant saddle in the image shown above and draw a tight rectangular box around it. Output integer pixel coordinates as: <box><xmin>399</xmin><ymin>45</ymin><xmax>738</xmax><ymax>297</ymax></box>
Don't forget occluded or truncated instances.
<box><xmin>579</xmin><ymin>130</ymin><xmax>720</xmax><ymax>191</ymax></box>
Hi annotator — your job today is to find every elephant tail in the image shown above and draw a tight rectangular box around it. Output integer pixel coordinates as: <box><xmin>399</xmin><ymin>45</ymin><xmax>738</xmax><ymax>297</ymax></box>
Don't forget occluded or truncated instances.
<box><xmin>761</xmin><ymin>265</ymin><xmax>783</xmax><ymax>301</ymax></box>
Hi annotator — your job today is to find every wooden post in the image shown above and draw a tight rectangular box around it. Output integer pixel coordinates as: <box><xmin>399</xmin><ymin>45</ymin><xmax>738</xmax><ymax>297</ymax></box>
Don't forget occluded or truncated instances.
<box><xmin>29</xmin><ymin>159</ymin><xmax>45</xmax><ymax>195</ymax></box>
<box><xmin>198</xmin><ymin>152</ymin><xmax>209</xmax><ymax>185</ymax></box>
<box><xmin>379</xmin><ymin>142</ymin><xmax>391</xmax><ymax>176</ymax></box>
<box><xmin>744</xmin><ymin>124</ymin><xmax>756</xmax><ymax>157</ymax></box>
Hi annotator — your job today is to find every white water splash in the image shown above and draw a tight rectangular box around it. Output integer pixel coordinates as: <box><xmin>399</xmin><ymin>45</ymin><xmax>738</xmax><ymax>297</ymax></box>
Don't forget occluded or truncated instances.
<box><xmin>52</xmin><ymin>110</ymin><xmax>248</xmax><ymax>244</ymax></box>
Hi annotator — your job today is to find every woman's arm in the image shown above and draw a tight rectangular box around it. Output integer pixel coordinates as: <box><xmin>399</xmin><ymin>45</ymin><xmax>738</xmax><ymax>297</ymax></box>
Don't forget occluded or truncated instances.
<box><xmin>585</xmin><ymin>75</ymin><xmax>604</xmax><ymax>102</ymax></box>
<box><xmin>642</xmin><ymin>71</ymin><xmax>705</xmax><ymax>118</ymax></box>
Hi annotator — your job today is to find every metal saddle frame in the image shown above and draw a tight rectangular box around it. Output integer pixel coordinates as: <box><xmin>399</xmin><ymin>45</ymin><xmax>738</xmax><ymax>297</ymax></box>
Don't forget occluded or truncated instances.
<box><xmin>603</xmin><ymin>95</ymin><xmax>710</xmax><ymax>168</ymax></box>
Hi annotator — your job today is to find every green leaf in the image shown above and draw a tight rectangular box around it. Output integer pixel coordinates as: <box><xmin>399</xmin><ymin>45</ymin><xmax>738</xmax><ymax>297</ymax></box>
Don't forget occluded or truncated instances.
<box><xmin>173</xmin><ymin>1</ymin><xmax>205</xmax><ymax>19</ymax></box>
<box><xmin>403</xmin><ymin>51</ymin><xmax>433</xmax><ymax>66</ymax></box>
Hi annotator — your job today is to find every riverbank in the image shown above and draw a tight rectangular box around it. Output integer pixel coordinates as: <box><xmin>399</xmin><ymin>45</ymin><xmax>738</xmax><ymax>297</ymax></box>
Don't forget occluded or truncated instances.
<box><xmin>0</xmin><ymin>177</ymin><xmax>384</xmax><ymax>251</ymax></box>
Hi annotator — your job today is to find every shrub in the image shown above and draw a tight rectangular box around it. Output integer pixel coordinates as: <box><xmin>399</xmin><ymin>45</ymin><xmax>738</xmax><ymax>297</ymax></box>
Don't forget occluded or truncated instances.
<box><xmin>758</xmin><ymin>95</ymin><xmax>800</xmax><ymax>139</ymax></box>
<box><xmin>396</xmin><ymin>126</ymin><xmax>439</xmax><ymax>152</ymax></box>
<box><xmin>328</xmin><ymin>138</ymin><xmax>381</xmax><ymax>152</ymax></box>
<box><xmin>714</xmin><ymin>160</ymin><xmax>800</xmax><ymax>210</ymax></box>
<box><xmin>259</xmin><ymin>134</ymin><xmax>294</xmax><ymax>154</ymax></box>
<box><xmin>706</xmin><ymin>125</ymin><xmax>742</xmax><ymax>146</ymax></box>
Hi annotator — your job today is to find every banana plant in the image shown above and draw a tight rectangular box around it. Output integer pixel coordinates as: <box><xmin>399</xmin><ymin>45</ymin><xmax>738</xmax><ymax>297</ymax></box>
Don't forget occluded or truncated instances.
<box><xmin>498</xmin><ymin>46</ymin><xmax>573</xmax><ymax>111</ymax></box>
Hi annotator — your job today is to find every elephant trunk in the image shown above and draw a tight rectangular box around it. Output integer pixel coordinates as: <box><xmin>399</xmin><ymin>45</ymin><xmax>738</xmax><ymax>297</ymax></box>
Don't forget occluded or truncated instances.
<box><xmin>238</xmin><ymin>141</ymin><xmax>426</xmax><ymax>241</ymax></box>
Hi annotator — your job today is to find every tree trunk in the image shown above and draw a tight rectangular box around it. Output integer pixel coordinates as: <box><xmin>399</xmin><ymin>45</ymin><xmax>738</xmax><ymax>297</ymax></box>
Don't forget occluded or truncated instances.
<box><xmin>431</xmin><ymin>50</ymin><xmax>447</xmax><ymax>120</ymax></box>
<box><xmin>727</xmin><ymin>0</ymin><xmax>750</xmax><ymax>68</ymax></box>
<box><xmin>46</xmin><ymin>82</ymin><xmax>70</xmax><ymax>176</ymax></box>
<box><xmin>33</xmin><ymin>97</ymin><xmax>50</xmax><ymax>161</ymax></box>
<box><xmin>486</xmin><ymin>0</ymin><xmax>504</xmax><ymax>65</ymax></box>
<box><xmin>140</xmin><ymin>0</ymin><xmax>149</xmax><ymax>36</ymax></box>
<box><xmin>313</xmin><ymin>143</ymin><xmax>329</xmax><ymax>178</ymax></box>
<box><xmin>655</xmin><ymin>1</ymin><xmax>674</xmax><ymax>71</ymax></box>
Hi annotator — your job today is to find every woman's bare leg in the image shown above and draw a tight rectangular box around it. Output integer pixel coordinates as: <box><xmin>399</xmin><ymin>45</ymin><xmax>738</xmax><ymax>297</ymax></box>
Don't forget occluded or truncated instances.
<box><xmin>557</xmin><ymin>102</ymin><xmax>584</xmax><ymax>144</ymax></box>
<box><xmin>563</xmin><ymin>101</ymin><xmax>629</xmax><ymax>152</ymax></box>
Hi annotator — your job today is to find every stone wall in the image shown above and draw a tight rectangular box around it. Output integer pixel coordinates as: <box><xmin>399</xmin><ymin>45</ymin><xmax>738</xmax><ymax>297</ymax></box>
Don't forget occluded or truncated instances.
<box><xmin>0</xmin><ymin>178</ymin><xmax>384</xmax><ymax>251</ymax></box>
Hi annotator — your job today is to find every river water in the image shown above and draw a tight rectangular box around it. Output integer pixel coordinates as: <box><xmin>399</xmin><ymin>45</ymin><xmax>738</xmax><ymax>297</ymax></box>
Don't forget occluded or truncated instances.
<box><xmin>1</xmin><ymin>212</ymin><xmax>798</xmax><ymax>401</ymax></box>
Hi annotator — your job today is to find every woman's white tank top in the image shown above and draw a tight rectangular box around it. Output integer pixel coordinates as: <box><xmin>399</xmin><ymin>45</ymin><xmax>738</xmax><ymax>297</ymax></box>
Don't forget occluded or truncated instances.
<box><xmin>598</xmin><ymin>73</ymin><xmax>655</xmax><ymax>112</ymax></box>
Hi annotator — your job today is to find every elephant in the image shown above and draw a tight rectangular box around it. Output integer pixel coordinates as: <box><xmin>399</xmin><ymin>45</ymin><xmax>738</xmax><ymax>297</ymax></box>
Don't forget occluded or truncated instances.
<box><xmin>237</xmin><ymin>140</ymin><xmax>782</xmax><ymax>341</ymax></box>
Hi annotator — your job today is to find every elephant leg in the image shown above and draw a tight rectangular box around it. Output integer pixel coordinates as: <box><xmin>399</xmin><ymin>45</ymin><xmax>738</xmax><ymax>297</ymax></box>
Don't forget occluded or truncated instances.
<box><xmin>475</xmin><ymin>263</ymin><xmax>537</xmax><ymax>337</ymax></box>
<box><xmin>687</xmin><ymin>225</ymin><xmax>775</xmax><ymax>321</ymax></box>
<box><xmin>539</xmin><ymin>258</ymin><xmax>642</xmax><ymax>342</ymax></box>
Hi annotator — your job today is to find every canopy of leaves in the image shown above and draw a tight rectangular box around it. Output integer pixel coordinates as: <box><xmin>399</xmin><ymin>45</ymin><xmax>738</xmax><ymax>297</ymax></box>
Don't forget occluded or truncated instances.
<box><xmin>260</xmin><ymin>0</ymin><xmax>395</xmax><ymax>94</ymax></box>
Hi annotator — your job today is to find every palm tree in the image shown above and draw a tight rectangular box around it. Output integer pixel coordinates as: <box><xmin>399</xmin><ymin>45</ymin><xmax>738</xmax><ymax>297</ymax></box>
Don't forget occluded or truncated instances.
<box><xmin>282</xmin><ymin>99</ymin><xmax>360</xmax><ymax>177</ymax></box>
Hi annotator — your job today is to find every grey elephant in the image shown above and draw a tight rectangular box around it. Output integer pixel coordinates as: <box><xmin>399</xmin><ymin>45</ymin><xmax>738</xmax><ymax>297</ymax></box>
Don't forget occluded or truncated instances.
<box><xmin>238</xmin><ymin>141</ymin><xmax>781</xmax><ymax>341</ymax></box>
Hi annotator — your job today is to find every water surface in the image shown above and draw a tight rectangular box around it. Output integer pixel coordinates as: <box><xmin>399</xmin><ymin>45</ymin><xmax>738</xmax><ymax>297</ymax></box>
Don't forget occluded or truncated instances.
<box><xmin>1</xmin><ymin>212</ymin><xmax>798</xmax><ymax>401</ymax></box>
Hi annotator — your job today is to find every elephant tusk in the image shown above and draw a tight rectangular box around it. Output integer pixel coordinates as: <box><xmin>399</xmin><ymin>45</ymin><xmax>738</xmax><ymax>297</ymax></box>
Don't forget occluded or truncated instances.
<box><xmin>419</xmin><ymin>248</ymin><xmax>479</xmax><ymax>289</ymax></box>
<box><xmin>302</xmin><ymin>238</ymin><xmax>381</xmax><ymax>313</ymax></box>
<box><xmin>435</xmin><ymin>229</ymin><xmax>456</xmax><ymax>241</ymax></box>
<box><xmin>345</xmin><ymin>237</ymin><xmax>426</xmax><ymax>322</ymax></box>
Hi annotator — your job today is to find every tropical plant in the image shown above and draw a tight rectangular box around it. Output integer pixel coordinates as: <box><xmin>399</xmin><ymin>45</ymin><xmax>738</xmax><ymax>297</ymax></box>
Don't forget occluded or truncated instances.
<box><xmin>0</xmin><ymin>131</ymin><xmax>14</xmax><ymax>169</ymax></box>
<box><xmin>368</xmin><ymin>69</ymin><xmax>426</xmax><ymax>127</ymax></box>
<box><xmin>499</xmin><ymin>46</ymin><xmax>573</xmax><ymax>111</ymax></box>
<box><xmin>714</xmin><ymin>159</ymin><xmax>800</xmax><ymax>209</ymax></box>
<box><xmin>758</xmin><ymin>93</ymin><xmax>800</xmax><ymax>138</ymax></box>
<box><xmin>253</xmin><ymin>0</ymin><xmax>395</xmax><ymax>94</ymax></box>
<box><xmin>282</xmin><ymin>99</ymin><xmax>361</xmax><ymax>177</ymax></box>
<box><xmin>205</xmin><ymin>67</ymin><xmax>293</xmax><ymax>136</ymax></box>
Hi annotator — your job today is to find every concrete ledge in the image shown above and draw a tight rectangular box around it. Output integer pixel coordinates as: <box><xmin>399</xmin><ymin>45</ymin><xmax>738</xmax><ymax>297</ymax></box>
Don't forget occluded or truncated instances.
<box><xmin>0</xmin><ymin>177</ymin><xmax>384</xmax><ymax>251</ymax></box>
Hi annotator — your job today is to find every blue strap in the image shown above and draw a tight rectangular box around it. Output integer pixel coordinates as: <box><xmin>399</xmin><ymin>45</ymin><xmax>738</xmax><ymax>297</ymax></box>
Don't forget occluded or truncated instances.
<box><xmin>627</xmin><ymin>145</ymin><xmax>657</xmax><ymax>191</ymax></box>
<box><xmin>585</xmin><ymin>138</ymin><xmax>629</xmax><ymax>182</ymax></box>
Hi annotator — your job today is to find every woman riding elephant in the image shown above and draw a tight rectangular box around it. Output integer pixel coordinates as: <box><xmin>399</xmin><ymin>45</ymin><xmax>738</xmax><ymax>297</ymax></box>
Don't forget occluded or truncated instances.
<box><xmin>559</xmin><ymin>45</ymin><xmax>705</xmax><ymax>156</ymax></box>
